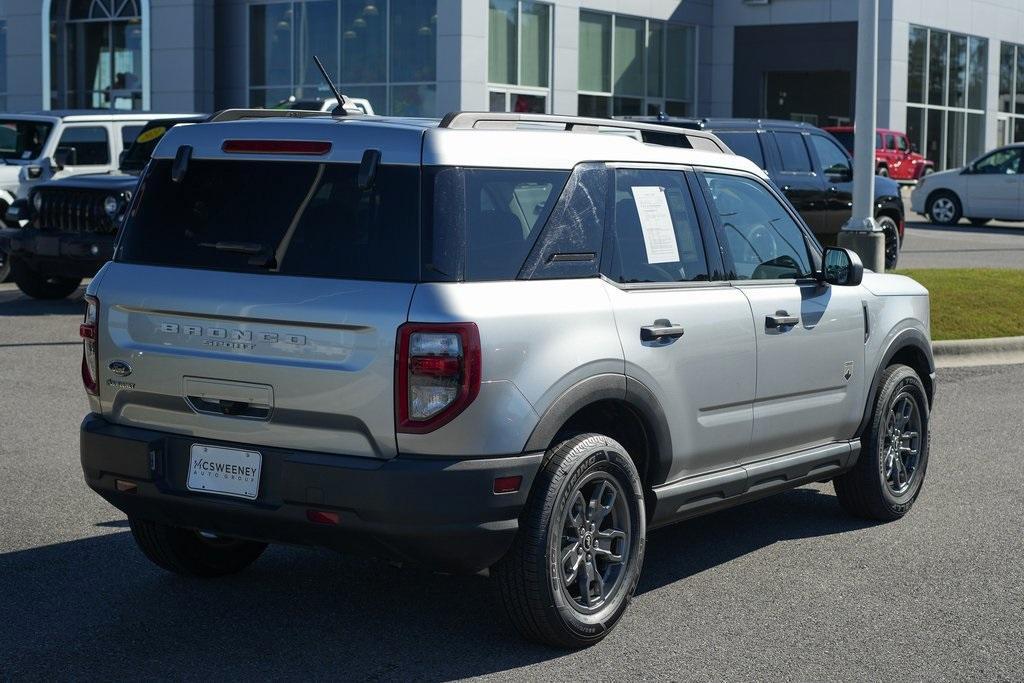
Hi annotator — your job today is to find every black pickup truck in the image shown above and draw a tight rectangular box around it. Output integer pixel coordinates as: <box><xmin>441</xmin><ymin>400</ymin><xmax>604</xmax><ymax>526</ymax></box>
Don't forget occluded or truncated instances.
<box><xmin>1</xmin><ymin>115</ymin><xmax>206</xmax><ymax>298</ymax></box>
<box><xmin>628</xmin><ymin>117</ymin><xmax>906</xmax><ymax>269</ymax></box>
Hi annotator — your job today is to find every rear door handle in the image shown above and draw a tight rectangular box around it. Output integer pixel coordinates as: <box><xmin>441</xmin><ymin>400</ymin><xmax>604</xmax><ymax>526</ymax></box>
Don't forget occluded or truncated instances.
<box><xmin>765</xmin><ymin>311</ymin><xmax>800</xmax><ymax>329</ymax></box>
<box><xmin>640</xmin><ymin>319</ymin><xmax>685</xmax><ymax>341</ymax></box>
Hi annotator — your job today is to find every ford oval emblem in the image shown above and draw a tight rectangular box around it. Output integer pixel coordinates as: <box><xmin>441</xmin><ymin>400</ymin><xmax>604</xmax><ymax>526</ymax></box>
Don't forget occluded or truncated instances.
<box><xmin>109</xmin><ymin>360</ymin><xmax>132</xmax><ymax>377</ymax></box>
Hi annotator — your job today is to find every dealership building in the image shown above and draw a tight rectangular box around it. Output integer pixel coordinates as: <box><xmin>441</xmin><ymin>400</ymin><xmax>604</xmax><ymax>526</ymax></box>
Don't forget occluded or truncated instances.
<box><xmin>0</xmin><ymin>0</ymin><xmax>1023</xmax><ymax>169</ymax></box>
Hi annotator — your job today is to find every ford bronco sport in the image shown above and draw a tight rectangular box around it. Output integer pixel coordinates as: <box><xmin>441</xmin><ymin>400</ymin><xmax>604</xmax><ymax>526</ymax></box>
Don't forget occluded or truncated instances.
<box><xmin>79</xmin><ymin>110</ymin><xmax>934</xmax><ymax>649</ymax></box>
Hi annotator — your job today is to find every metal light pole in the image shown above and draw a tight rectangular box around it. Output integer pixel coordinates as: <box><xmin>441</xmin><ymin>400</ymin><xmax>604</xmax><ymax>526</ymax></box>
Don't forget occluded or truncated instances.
<box><xmin>838</xmin><ymin>0</ymin><xmax>886</xmax><ymax>272</ymax></box>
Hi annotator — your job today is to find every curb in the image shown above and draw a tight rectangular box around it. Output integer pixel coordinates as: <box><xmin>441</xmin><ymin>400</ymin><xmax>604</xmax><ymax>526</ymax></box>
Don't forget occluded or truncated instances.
<box><xmin>932</xmin><ymin>336</ymin><xmax>1024</xmax><ymax>356</ymax></box>
<box><xmin>933</xmin><ymin>336</ymin><xmax>1024</xmax><ymax>368</ymax></box>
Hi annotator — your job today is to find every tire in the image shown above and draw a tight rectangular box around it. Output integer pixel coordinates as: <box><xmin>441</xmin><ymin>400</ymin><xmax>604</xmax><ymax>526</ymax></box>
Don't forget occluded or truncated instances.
<box><xmin>968</xmin><ymin>217</ymin><xmax>991</xmax><ymax>226</ymax></box>
<box><xmin>877</xmin><ymin>214</ymin><xmax>900</xmax><ymax>270</ymax></box>
<box><xmin>128</xmin><ymin>517</ymin><xmax>268</xmax><ymax>577</ymax></box>
<box><xmin>877</xmin><ymin>165</ymin><xmax>889</xmax><ymax>178</ymax></box>
<box><xmin>0</xmin><ymin>249</ymin><xmax>10</xmax><ymax>283</ymax></box>
<box><xmin>493</xmin><ymin>433</ymin><xmax>646</xmax><ymax>648</ymax></box>
<box><xmin>10</xmin><ymin>256</ymin><xmax>82</xmax><ymax>299</ymax></box>
<box><xmin>926</xmin><ymin>191</ymin><xmax>962</xmax><ymax>225</ymax></box>
<box><xmin>834</xmin><ymin>364</ymin><xmax>930</xmax><ymax>521</ymax></box>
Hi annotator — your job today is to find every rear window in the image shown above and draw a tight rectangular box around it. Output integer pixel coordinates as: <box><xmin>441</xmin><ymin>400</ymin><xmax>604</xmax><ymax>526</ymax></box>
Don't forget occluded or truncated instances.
<box><xmin>425</xmin><ymin>168</ymin><xmax>569</xmax><ymax>281</ymax></box>
<box><xmin>716</xmin><ymin>131</ymin><xmax>765</xmax><ymax>169</ymax></box>
<box><xmin>119</xmin><ymin>159</ymin><xmax>420</xmax><ymax>281</ymax></box>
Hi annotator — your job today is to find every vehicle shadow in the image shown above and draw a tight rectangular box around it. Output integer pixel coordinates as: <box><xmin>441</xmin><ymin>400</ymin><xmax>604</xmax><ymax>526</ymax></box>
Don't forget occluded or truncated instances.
<box><xmin>0</xmin><ymin>487</ymin><xmax>870</xmax><ymax>679</ymax></box>
<box><xmin>0</xmin><ymin>286</ymin><xmax>86</xmax><ymax>315</ymax></box>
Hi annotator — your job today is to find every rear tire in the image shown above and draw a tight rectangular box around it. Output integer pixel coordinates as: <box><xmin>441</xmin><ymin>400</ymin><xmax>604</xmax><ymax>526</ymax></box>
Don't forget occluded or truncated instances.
<box><xmin>493</xmin><ymin>433</ymin><xmax>646</xmax><ymax>648</ymax></box>
<box><xmin>926</xmin><ymin>191</ymin><xmax>962</xmax><ymax>225</ymax></box>
<box><xmin>11</xmin><ymin>256</ymin><xmax>81</xmax><ymax>299</ymax></box>
<box><xmin>129</xmin><ymin>517</ymin><xmax>268</xmax><ymax>577</ymax></box>
<box><xmin>834</xmin><ymin>364</ymin><xmax>930</xmax><ymax>521</ymax></box>
<box><xmin>877</xmin><ymin>165</ymin><xmax>889</xmax><ymax>178</ymax></box>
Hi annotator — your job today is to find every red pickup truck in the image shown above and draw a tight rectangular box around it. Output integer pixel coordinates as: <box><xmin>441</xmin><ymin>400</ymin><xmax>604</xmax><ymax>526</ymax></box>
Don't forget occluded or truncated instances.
<box><xmin>824</xmin><ymin>127</ymin><xmax>934</xmax><ymax>182</ymax></box>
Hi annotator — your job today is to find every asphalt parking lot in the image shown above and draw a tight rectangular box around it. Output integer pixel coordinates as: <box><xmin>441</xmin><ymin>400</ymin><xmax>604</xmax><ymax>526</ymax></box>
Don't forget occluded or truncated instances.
<box><xmin>899</xmin><ymin>189</ymin><xmax>1024</xmax><ymax>270</ymax></box>
<box><xmin>1</xmin><ymin>282</ymin><xmax>1022</xmax><ymax>680</ymax></box>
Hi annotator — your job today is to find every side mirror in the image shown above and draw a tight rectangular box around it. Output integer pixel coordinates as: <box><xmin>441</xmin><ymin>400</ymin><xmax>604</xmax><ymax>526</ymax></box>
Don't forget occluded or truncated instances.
<box><xmin>5</xmin><ymin>198</ymin><xmax>30</xmax><ymax>223</ymax></box>
<box><xmin>827</xmin><ymin>164</ymin><xmax>853</xmax><ymax>182</ymax></box>
<box><xmin>820</xmin><ymin>247</ymin><xmax>863</xmax><ymax>286</ymax></box>
<box><xmin>53</xmin><ymin>147</ymin><xmax>74</xmax><ymax>170</ymax></box>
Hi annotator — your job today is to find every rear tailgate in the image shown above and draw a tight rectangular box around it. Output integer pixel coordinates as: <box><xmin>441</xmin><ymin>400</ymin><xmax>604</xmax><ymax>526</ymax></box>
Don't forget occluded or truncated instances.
<box><xmin>95</xmin><ymin>263</ymin><xmax>411</xmax><ymax>459</ymax></box>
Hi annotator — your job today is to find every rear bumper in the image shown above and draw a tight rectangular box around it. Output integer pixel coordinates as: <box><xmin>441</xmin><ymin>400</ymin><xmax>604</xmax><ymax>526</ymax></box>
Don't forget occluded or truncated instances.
<box><xmin>80</xmin><ymin>414</ymin><xmax>543</xmax><ymax>573</ymax></box>
<box><xmin>4</xmin><ymin>228</ymin><xmax>113</xmax><ymax>277</ymax></box>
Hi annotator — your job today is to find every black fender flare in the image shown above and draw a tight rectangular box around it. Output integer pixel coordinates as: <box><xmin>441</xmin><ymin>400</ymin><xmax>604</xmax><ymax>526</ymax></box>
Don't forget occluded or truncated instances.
<box><xmin>855</xmin><ymin>326</ymin><xmax>935</xmax><ymax>439</ymax></box>
<box><xmin>523</xmin><ymin>373</ymin><xmax>673</xmax><ymax>487</ymax></box>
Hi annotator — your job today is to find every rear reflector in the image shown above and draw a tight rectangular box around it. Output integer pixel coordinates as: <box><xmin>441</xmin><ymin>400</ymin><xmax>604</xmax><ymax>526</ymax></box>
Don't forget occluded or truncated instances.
<box><xmin>306</xmin><ymin>509</ymin><xmax>340</xmax><ymax>525</ymax></box>
<box><xmin>493</xmin><ymin>475</ymin><xmax>522</xmax><ymax>495</ymax></box>
<box><xmin>222</xmin><ymin>140</ymin><xmax>332</xmax><ymax>155</ymax></box>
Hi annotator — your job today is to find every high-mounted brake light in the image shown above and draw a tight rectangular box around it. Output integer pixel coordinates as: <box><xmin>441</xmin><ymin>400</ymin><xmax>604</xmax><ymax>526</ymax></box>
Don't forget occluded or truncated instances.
<box><xmin>221</xmin><ymin>140</ymin><xmax>332</xmax><ymax>155</ymax></box>
<box><xmin>396</xmin><ymin>323</ymin><xmax>481</xmax><ymax>434</ymax></box>
<box><xmin>80</xmin><ymin>295</ymin><xmax>99</xmax><ymax>396</ymax></box>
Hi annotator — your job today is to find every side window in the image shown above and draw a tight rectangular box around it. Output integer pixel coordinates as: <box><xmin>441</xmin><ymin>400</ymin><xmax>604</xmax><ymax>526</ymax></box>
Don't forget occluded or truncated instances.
<box><xmin>703</xmin><ymin>173</ymin><xmax>813</xmax><ymax>281</ymax></box>
<box><xmin>876</xmin><ymin>133</ymin><xmax>884</xmax><ymax>150</ymax></box>
<box><xmin>121</xmin><ymin>125</ymin><xmax>143</xmax><ymax>147</ymax></box>
<box><xmin>56</xmin><ymin>126</ymin><xmax>110</xmax><ymax>166</ymax></box>
<box><xmin>810</xmin><ymin>135</ymin><xmax>852</xmax><ymax>177</ymax></box>
<box><xmin>772</xmin><ymin>132</ymin><xmax>813</xmax><ymax>173</ymax></box>
<box><xmin>716</xmin><ymin>131</ymin><xmax>766</xmax><ymax>169</ymax></box>
<box><xmin>604</xmin><ymin>169</ymin><xmax>709</xmax><ymax>284</ymax></box>
<box><xmin>886</xmin><ymin>135</ymin><xmax>898</xmax><ymax>150</ymax></box>
<box><xmin>972</xmin><ymin>148</ymin><xmax>1023</xmax><ymax>175</ymax></box>
<box><xmin>896</xmin><ymin>135</ymin><xmax>909</xmax><ymax>152</ymax></box>
<box><xmin>520</xmin><ymin>164</ymin><xmax>610</xmax><ymax>280</ymax></box>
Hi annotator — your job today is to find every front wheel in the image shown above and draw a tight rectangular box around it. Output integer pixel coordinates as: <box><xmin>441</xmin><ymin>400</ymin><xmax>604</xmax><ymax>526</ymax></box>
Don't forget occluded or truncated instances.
<box><xmin>11</xmin><ymin>257</ymin><xmax>82</xmax><ymax>299</ymax></box>
<box><xmin>877</xmin><ymin>215</ymin><xmax>900</xmax><ymax>270</ymax></box>
<box><xmin>834</xmin><ymin>364</ymin><xmax>930</xmax><ymax>521</ymax></box>
<box><xmin>129</xmin><ymin>517</ymin><xmax>268</xmax><ymax>577</ymax></box>
<box><xmin>494</xmin><ymin>433</ymin><xmax>646</xmax><ymax>648</ymax></box>
<box><xmin>927</xmin><ymin>192</ymin><xmax>962</xmax><ymax>225</ymax></box>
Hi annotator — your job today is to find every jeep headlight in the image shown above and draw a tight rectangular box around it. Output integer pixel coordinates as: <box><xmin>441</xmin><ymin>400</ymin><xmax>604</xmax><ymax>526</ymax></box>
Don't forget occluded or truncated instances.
<box><xmin>103</xmin><ymin>195</ymin><xmax>119</xmax><ymax>217</ymax></box>
<box><xmin>32</xmin><ymin>192</ymin><xmax>42</xmax><ymax>212</ymax></box>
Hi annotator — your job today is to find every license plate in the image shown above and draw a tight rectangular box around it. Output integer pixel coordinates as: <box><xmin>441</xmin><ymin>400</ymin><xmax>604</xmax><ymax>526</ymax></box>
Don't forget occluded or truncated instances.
<box><xmin>187</xmin><ymin>444</ymin><xmax>262</xmax><ymax>500</ymax></box>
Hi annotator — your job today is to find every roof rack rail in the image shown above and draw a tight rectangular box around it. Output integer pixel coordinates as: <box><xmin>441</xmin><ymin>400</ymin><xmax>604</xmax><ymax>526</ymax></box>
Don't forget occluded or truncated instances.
<box><xmin>209</xmin><ymin>108</ymin><xmax>328</xmax><ymax>123</ymax></box>
<box><xmin>437</xmin><ymin>112</ymin><xmax>731</xmax><ymax>153</ymax></box>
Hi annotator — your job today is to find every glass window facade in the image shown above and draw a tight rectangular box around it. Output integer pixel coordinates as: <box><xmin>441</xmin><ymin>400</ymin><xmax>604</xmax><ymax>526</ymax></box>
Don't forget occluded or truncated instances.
<box><xmin>578</xmin><ymin>11</ymin><xmax>696</xmax><ymax>118</ymax></box>
<box><xmin>0</xmin><ymin>21</ymin><xmax>6</xmax><ymax>112</ymax></box>
<box><xmin>999</xmin><ymin>42</ymin><xmax>1024</xmax><ymax>143</ymax></box>
<box><xmin>907</xmin><ymin>25</ymin><xmax>987</xmax><ymax>170</ymax></box>
<box><xmin>488</xmin><ymin>1</ymin><xmax>551</xmax><ymax>113</ymax></box>
<box><xmin>249</xmin><ymin>0</ymin><xmax>438</xmax><ymax>116</ymax></box>
<box><xmin>49</xmin><ymin>0</ymin><xmax>144</xmax><ymax>110</ymax></box>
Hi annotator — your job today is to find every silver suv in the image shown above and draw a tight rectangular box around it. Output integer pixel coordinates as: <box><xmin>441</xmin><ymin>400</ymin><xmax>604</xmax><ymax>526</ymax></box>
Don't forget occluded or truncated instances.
<box><xmin>79</xmin><ymin>110</ymin><xmax>934</xmax><ymax>649</ymax></box>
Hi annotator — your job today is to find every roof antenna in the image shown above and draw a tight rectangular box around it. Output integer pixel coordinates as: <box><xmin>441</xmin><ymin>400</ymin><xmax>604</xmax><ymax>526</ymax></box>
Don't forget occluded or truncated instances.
<box><xmin>313</xmin><ymin>55</ymin><xmax>349</xmax><ymax>117</ymax></box>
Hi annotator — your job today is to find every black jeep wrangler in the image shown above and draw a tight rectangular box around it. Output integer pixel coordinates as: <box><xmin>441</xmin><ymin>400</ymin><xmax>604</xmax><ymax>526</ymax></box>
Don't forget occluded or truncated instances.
<box><xmin>1</xmin><ymin>115</ymin><xmax>206</xmax><ymax>299</ymax></box>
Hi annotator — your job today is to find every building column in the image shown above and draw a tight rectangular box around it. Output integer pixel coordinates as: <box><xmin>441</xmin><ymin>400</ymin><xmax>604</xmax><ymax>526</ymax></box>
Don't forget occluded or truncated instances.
<box><xmin>436</xmin><ymin>0</ymin><xmax>486</xmax><ymax>115</ymax></box>
<box><xmin>150</xmin><ymin>0</ymin><xmax>215</xmax><ymax>113</ymax></box>
<box><xmin>7</xmin><ymin>0</ymin><xmax>44</xmax><ymax>111</ymax></box>
<box><xmin>551</xmin><ymin>3</ymin><xmax>578</xmax><ymax>115</ymax></box>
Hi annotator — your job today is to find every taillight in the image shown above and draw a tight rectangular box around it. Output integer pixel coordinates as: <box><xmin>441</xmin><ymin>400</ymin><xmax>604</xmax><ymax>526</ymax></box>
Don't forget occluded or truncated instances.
<box><xmin>80</xmin><ymin>295</ymin><xmax>99</xmax><ymax>396</ymax></box>
<box><xmin>396</xmin><ymin>323</ymin><xmax>481</xmax><ymax>434</ymax></box>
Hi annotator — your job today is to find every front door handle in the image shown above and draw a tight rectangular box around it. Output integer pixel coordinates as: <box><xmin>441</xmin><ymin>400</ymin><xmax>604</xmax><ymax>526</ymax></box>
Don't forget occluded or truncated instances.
<box><xmin>640</xmin><ymin>319</ymin><xmax>685</xmax><ymax>341</ymax></box>
<box><xmin>766</xmin><ymin>311</ymin><xmax>800</xmax><ymax>329</ymax></box>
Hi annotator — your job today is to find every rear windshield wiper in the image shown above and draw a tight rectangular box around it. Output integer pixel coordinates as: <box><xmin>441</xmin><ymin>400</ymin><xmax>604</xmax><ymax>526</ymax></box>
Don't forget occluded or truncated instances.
<box><xmin>198</xmin><ymin>241</ymin><xmax>266</xmax><ymax>255</ymax></box>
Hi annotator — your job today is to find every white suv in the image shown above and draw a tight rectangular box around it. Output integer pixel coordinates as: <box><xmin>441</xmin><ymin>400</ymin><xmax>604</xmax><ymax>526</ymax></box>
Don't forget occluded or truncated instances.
<box><xmin>78</xmin><ymin>110</ymin><xmax>935</xmax><ymax>648</ymax></box>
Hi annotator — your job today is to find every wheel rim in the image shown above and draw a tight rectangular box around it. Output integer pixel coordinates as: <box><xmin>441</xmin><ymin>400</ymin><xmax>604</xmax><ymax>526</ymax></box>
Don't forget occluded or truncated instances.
<box><xmin>931</xmin><ymin>197</ymin><xmax>955</xmax><ymax>223</ymax></box>
<box><xmin>882</xmin><ymin>220</ymin><xmax>898</xmax><ymax>268</ymax></box>
<box><xmin>557</xmin><ymin>472</ymin><xmax>631</xmax><ymax>613</ymax></box>
<box><xmin>881</xmin><ymin>393</ymin><xmax>923</xmax><ymax>495</ymax></box>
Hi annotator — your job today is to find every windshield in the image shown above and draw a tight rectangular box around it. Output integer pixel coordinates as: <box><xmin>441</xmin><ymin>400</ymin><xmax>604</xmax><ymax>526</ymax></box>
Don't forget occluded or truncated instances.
<box><xmin>120</xmin><ymin>120</ymin><xmax>191</xmax><ymax>172</ymax></box>
<box><xmin>830</xmin><ymin>131</ymin><xmax>855</xmax><ymax>154</ymax></box>
<box><xmin>0</xmin><ymin>120</ymin><xmax>54</xmax><ymax>161</ymax></box>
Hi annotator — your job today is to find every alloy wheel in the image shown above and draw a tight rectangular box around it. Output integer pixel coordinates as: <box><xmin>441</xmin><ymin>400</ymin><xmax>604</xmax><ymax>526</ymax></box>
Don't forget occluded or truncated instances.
<box><xmin>881</xmin><ymin>393</ymin><xmax>922</xmax><ymax>495</ymax></box>
<box><xmin>557</xmin><ymin>472</ymin><xmax>631</xmax><ymax>613</ymax></box>
<box><xmin>930</xmin><ymin>197</ymin><xmax>956</xmax><ymax>224</ymax></box>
